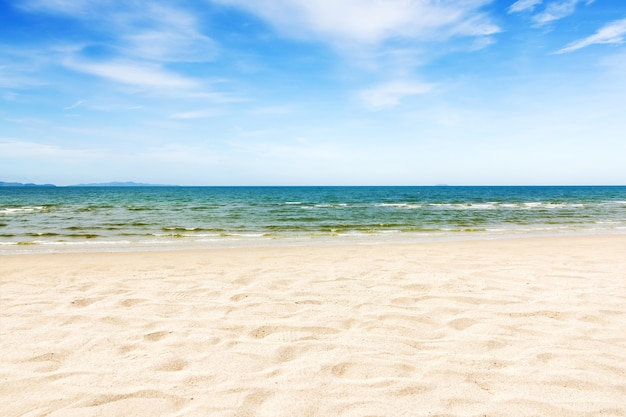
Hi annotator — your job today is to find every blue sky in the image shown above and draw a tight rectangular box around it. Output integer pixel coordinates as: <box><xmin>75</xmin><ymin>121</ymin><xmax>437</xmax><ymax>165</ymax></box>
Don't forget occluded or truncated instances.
<box><xmin>1</xmin><ymin>0</ymin><xmax>625</xmax><ymax>185</ymax></box>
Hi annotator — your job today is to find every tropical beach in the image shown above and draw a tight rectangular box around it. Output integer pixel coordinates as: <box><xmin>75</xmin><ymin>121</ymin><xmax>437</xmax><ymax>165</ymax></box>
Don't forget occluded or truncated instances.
<box><xmin>2</xmin><ymin>235</ymin><xmax>625</xmax><ymax>416</ymax></box>
<box><xmin>3</xmin><ymin>0</ymin><xmax>626</xmax><ymax>416</ymax></box>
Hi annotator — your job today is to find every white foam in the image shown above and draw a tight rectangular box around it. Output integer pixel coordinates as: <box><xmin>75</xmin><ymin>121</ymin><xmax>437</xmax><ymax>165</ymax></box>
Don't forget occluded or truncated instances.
<box><xmin>0</xmin><ymin>206</ymin><xmax>45</xmax><ymax>215</ymax></box>
<box><xmin>377</xmin><ymin>203</ymin><xmax>422</xmax><ymax>209</ymax></box>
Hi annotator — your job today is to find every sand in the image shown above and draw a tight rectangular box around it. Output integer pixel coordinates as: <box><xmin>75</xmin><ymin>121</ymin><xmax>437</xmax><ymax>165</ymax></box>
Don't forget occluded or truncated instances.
<box><xmin>1</xmin><ymin>235</ymin><xmax>625</xmax><ymax>416</ymax></box>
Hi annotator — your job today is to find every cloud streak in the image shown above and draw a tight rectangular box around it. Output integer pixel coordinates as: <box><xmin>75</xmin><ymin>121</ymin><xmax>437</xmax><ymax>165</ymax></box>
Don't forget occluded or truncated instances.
<box><xmin>508</xmin><ymin>0</ymin><xmax>543</xmax><ymax>13</ymax></box>
<box><xmin>64</xmin><ymin>59</ymin><xmax>198</xmax><ymax>89</ymax></box>
<box><xmin>20</xmin><ymin>1</ymin><xmax>217</xmax><ymax>63</ymax></box>
<box><xmin>509</xmin><ymin>0</ymin><xmax>596</xmax><ymax>26</ymax></box>
<box><xmin>556</xmin><ymin>18</ymin><xmax>626</xmax><ymax>53</ymax></box>
<box><xmin>533</xmin><ymin>0</ymin><xmax>579</xmax><ymax>25</ymax></box>
<box><xmin>115</xmin><ymin>3</ymin><xmax>218</xmax><ymax>63</ymax></box>
<box><xmin>358</xmin><ymin>80</ymin><xmax>434</xmax><ymax>110</ymax></box>
<box><xmin>214</xmin><ymin>0</ymin><xmax>500</xmax><ymax>49</ymax></box>
<box><xmin>63</xmin><ymin>100</ymin><xmax>83</xmax><ymax>110</ymax></box>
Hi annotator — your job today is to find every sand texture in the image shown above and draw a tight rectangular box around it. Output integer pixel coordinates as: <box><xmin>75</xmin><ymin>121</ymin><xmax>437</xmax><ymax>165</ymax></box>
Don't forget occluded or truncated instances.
<box><xmin>1</xmin><ymin>235</ymin><xmax>625</xmax><ymax>416</ymax></box>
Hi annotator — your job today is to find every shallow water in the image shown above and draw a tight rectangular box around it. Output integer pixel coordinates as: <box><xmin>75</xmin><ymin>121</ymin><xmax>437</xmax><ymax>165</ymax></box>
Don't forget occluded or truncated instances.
<box><xmin>1</xmin><ymin>186</ymin><xmax>625</xmax><ymax>252</ymax></box>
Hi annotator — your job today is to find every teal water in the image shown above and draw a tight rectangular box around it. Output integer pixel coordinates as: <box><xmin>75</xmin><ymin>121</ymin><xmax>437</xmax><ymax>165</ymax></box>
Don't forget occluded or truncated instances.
<box><xmin>1</xmin><ymin>186</ymin><xmax>625</xmax><ymax>253</ymax></box>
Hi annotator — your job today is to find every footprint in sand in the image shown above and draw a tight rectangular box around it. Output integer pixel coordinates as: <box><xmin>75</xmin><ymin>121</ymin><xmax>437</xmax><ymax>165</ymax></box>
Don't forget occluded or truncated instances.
<box><xmin>273</xmin><ymin>345</ymin><xmax>309</xmax><ymax>362</ymax></box>
<box><xmin>230</xmin><ymin>293</ymin><xmax>250</xmax><ymax>302</ymax></box>
<box><xmin>154</xmin><ymin>358</ymin><xmax>188</xmax><ymax>372</ymax></box>
<box><xmin>24</xmin><ymin>350</ymin><xmax>71</xmax><ymax>372</ymax></box>
<box><xmin>144</xmin><ymin>331</ymin><xmax>171</xmax><ymax>342</ymax></box>
<box><xmin>70</xmin><ymin>297</ymin><xmax>101</xmax><ymax>307</ymax></box>
<box><xmin>447</xmin><ymin>317</ymin><xmax>478</xmax><ymax>331</ymax></box>
<box><xmin>119</xmin><ymin>298</ymin><xmax>147</xmax><ymax>307</ymax></box>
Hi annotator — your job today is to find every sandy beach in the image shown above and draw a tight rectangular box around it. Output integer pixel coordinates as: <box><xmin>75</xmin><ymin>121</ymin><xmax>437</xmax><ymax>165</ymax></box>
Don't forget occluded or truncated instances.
<box><xmin>1</xmin><ymin>235</ymin><xmax>625</xmax><ymax>416</ymax></box>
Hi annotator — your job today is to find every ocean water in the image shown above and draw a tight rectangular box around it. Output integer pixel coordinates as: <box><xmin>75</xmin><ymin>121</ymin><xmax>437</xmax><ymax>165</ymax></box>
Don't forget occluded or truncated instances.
<box><xmin>1</xmin><ymin>186</ymin><xmax>625</xmax><ymax>253</ymax></box>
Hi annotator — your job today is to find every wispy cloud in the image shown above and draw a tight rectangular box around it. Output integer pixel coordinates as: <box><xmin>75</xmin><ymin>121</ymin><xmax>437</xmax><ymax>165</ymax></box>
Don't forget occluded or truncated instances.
<box><xmin>214</xmin><ymin>0</ymin><xmax>499</xmax><ymax>49</ymax></box>
<box><xmin>116</xmin><ymin>4</ymin><xmax>218</xmax><ymax>63</ymax></box>
<box><xmin>509</xmin><ymin>0</ymin><xmax>595</xmax><ymax>25</ymax></box>
<box><xmin>63</xmin><ymin>100</ymin><xmax>83</xmax><ymax>110</ymax></box>
<box><xmin>20</xmin><ymin>1</ymin><xmax>218</xmax><ymax>64</ymax></box>
<box><xmin>556</xmin><ymin>18</ymin><xmax>626</xmax><ymax>53</ymax></box>
<box><xmin>11</xmin><ymin>1</ymin><xmax>227</xmax><ymax>101</ymax></box>
<box><xmin>123</xmin><ymin>30</ymin><xmax>216</xmax><ymax>63</ymax></box>
<box><xmin>64</xmin><ymin>59</ymin><xmax>198</xmax><ymax>90</ymax></box>
<box><xmin>508</xmin><ymin>0</ymin><xmax>543</xmax><ymax>14</ymax></box>
<box><xmin>358</xmin><ymin>80</ymin><xmax>434</xmax><ymax>110</ymax></box>
<box><xmin>533</xmin><ymin>0</ymin><xmax>579</xmax><ymax>25</ymax></box>
<box><xmin>0</xmin><ymin>62</ymin><xmax>47</xmax><ymax>89</ymax></box>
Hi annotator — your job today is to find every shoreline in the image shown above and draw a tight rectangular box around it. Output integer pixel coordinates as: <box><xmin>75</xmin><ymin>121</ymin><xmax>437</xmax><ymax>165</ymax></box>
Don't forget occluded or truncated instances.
<box><xmin>2</xmin><ymin>229</ymin><xmax>625</xmax><ymax>255</ymax></box>
<box><xmin>3</xmin><ymin>185</ymin><xmax>624</xmax><ymax>256</ymax></box>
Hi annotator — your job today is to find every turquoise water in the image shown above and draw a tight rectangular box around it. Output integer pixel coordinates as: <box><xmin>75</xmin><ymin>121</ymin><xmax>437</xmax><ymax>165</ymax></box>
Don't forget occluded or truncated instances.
<box><xmin>1</xmin><ymin>186</ymin><xmax>625</xmax><ymax>253</ymax></box>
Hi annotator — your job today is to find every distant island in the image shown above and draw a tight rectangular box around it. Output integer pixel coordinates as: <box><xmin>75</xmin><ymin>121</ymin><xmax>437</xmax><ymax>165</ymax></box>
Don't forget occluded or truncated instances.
<box><xmin>70</xmin><ymin>181</ymin><xmax>174</xmax><ymax>187</ymax></box>
<box><xmin>1</xmin><ymin>181</ymin><xmax>174</xmax><ymax>187</ymax></box>
<box><xmin>0</xmin><ymin>181</ymin><xmax>56</xmax><ymax>187</ymax></box>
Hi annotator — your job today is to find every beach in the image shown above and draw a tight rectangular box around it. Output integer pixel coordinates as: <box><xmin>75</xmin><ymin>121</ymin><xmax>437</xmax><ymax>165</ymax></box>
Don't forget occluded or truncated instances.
<box><xmin>1</xmin><ymin>235</ymin><xmax>625</xmax><ymax>416</ymax></box>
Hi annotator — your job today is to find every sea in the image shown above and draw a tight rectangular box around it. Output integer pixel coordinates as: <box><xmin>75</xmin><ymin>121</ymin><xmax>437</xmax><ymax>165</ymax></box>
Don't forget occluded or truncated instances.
<box><xmin>1</xmin><ymin>186</ymin><xmax>625</xmax><ymax>253</ymax></box>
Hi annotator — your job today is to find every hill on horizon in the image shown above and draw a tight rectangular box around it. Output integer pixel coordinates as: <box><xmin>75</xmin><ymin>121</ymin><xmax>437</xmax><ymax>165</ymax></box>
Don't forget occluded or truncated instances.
<box><xmin>1</xmin><ymin>181</ymin><xmax>175</xmax><ymax>187</ymax></box>
<box><xmin>70</xmin><ymin>181</ymin><xmax>174</xmax><ymax>187</ymax></box>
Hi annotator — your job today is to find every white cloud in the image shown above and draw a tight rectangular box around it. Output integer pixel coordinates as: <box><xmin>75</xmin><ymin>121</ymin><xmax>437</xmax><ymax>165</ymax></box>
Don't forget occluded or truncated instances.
<box><xmin>0</xmin><ymin>63</ymin><xmax>47</xmax><ymax>89</ymax></box>
<box><xmin>509</xmin><ymin>0</ymin><xmax>595</xmax><ymax>25</ymax></box>
<box><xmin>556</xmin><ymin>18</ymin><xmax>626</xmax><ymax>53</ymax></box>
<box><xmin>532</xmin><ymin>0</ymin><xmax>582</xmax><ymax>25</ymax></box>
<box><xmin>508</xmin><ymin>0</ymin><xmax>543</xmax><ymax>13</ymax></box>
<box><xmin>117</xmin><ymin>4</ymin><xmax>218</xmax><ymax>63</ymax></box>
<box><xmin>16</xmin><ymin>2</ymin><xmax>226</xmax><ymax>97</ymax></box>
<box><xmin>20</xmin><ymin>1</ymin><xmax>217</xmax><ymax>64</ymax></box>
<box><xmin>358</xmin><ymin>80</ymin><xmax>434</xmax><ymax>110</ymax></box>
<box><xmin>123</xmin><ymin>30</ymin><xmax>216</xmax><ymax>62</ymax></box>
<box><xmin>214</xmin><ymin>0</ymin><xmax>499</xmax><ymax>48</ymax></box>
<box><xmin>63</xmin><ymin>100</ymin><xmax>83</xmax><ymax>110</ymax></box>
<box><xmin>64</xmin><ymin>59</ymin><xmax>198</xmax><ymax>89</ymax></box>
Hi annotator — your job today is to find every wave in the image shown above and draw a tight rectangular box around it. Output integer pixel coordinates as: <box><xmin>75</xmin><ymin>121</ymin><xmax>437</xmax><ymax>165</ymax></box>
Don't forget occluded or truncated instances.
<box><xmin>377</xmin><ymin>203</ymin><xmax>423</xmax><ymax>209</ymax></box>
<box><xmin>0</xmin><ymin>206</ymin><xmax>46</xmax><ymax>215</ymax></box>
<box><xmin>66</xmin><ymin>233</ymin><xmax>100</xmax><ymax>239</ymax></box>
<box><xmin>161</xmin><ymin>226</ymin><xmax>226</xmax><ymax>233</ymax></box>
<box><xmin>1</xmin><ymin>186</ymin><xmax>624</xmax><ymax>253</ymax></box>
<box><xmin>124</xmin><ymin>206</ymin><xmax>156</xmax><ymax>211</ymax></box>
<box><xmin>27</xmin><ymin>232</ymin><xmax>60</xmax><ymax>237</ymax></box>
<box><xmin>76</xmin><ymin>205</ymin><xmax>115</xmax><ymax>212</ymax></box>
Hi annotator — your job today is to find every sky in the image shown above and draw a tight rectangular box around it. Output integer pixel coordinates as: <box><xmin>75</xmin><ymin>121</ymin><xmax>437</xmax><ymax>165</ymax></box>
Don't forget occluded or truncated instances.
<box><xmin>1</xmin><ymin>0</ymin><xmax>625</xmax><ymax>186</ymax></box>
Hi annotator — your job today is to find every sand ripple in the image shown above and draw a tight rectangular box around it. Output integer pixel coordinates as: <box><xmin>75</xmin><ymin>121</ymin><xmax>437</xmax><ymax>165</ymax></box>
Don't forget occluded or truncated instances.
<box><xmin>1</xmin><ymin>235</ymin><xmax>625</xmax><ymax>416</ymax></box>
